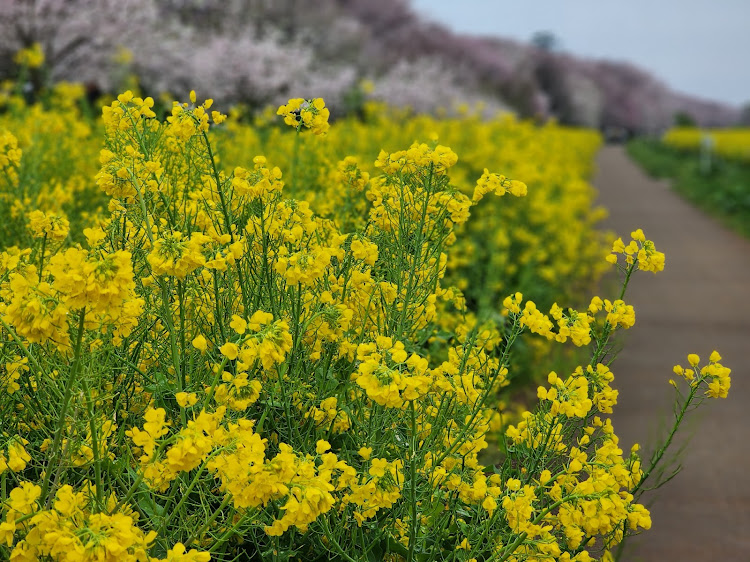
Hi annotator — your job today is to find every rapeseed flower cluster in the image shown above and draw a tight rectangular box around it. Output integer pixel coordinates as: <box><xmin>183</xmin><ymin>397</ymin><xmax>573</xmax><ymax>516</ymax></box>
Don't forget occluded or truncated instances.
<box><xmin>0</xmin><ymin>84</ymin><xmax>730</xmax><ymax>562</ymax></box>
<box><xmin>13</xmin><ymin>43</ymin><xmax>45</xmax><ymax>69</ymax></box>
<box><xmin>606</xmin><ymin>228</ymin><xmax>665</xmax><ymax>272</ymax></box>
<box><xmin>27</xmin><ymin>210</ymin><xmax>70</xmax><ymax>242</ymax></box>
<box><xmin>277</xmin><ymin>98</ymin><xmax>330</xmax><ymax>135</ymax></box>
<box><xmin>672</xmin><ymin>351</ymin><xmax>731</xmax><ymax>399</ymax></box>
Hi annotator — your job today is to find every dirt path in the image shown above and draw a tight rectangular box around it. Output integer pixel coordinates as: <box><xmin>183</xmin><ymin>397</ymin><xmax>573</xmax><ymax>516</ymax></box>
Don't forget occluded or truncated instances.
<box><xmin>593</xmin><ymin>146</ymin><xmax>750</xmax><ymax>561</ymax></box>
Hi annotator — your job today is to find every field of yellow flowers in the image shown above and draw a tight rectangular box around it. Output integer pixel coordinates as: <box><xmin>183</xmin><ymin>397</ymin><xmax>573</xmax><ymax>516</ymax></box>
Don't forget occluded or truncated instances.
<box><xmin>663</xmin><ymin>126</ymin><xmax>750</xmax><ymax>161</ymax></box>
<box><xmin>0</xmin><ymin>85</ymin><xmax>730</xmax><ymax>562</ymax></box>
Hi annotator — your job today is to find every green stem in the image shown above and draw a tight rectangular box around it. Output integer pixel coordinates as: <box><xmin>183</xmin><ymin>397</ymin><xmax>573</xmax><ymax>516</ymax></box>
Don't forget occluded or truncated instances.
<box><xmin>160</xmin><ymin>281</ymin><xmax>182</xmax><ymax>391</ymax></box>
<box><xmin>290</xmin><ymin>128</ymin><xmax>301</xmax><ymax>191</ymax></box>
<box><xmin>433</xmin><ymin>317</ymin><xmax>523</xmax><ymax>466</ymax></box>
<box><xmin>202</xmin><ymin>355</ymin><xmax>230</xmax><ymax>408</ymax></box>
<box><xmin>130</xmin><ymin>169</ymin><xmax>154</xmax><ymax>244</ymax></box>
<box><xmin>40</xmin><ymin>308</ymin><xmax>87</xmax><ymax>505</ymax></box>
<box><xmin>80</xmin><ymin>376</ymin><xmax>104</xmax><ymax>508</ymax></box>
<box><xmin>618</xmin><ymin>261</ymin><xmax>636</xmax><ymax>301</ymax></box>
<box><xmin>406</xmin><ymin>400</ymin><xmax>419</xmax><ymax>562</ymax></box>
<box><xmin>632</xmin><ymin>379</ymin><xmax>701</xmax><ymax>497</ymax></box>
<box><xmin>200</xmin><ymin>129</ymin><xmax>251</xmax><ymax>315</ymax></box>
<box><xmin>177</xmin><ymin>279</ymin><xmax>187</xmax><ymax>391</ymax></box>
<box><xmin>109</xmin><ymin>438</ymin><xmax>174</xmax><ymax>515</ymax></box>
<box><xmin>320</xmin><ymin>518</ymin><xmax>359</xmax><ymax>562</ymax></box>
<box><xmin>207</xmin><ymin>509</ymin><xmax>254</xmax><ymax>554</ymax></box>
<box><xmin>396</xmin><ymin>165</ymin><xmax>434</xmax><ymax>339</ymax></box>
<box><xmin>590</xmin><ymin>260</ymin><xmax>637</xmax><ymax>366</ymax></box>
<box><xmin>183</xmin><ymin>495</ymin><xmax>232</xmax><ymax>548</ymax></box>
<box><xmin>109</xmin><ymin>472</ymin><xmax>144</xmax><ymax>515</ymax></box>
<box><xmin>161</xmin><ymin>451</ymin><xmax>221</xmax><ymax>533</ymax></box>
<box><xmin>213</xmin><ymin>269</ymin><xmax>226</xmax><ymax>343</ymax></box>
<box><xmin>37</xmin><ymin>232</ymin><xmax>47</xmax><ymax>281</ymax></box>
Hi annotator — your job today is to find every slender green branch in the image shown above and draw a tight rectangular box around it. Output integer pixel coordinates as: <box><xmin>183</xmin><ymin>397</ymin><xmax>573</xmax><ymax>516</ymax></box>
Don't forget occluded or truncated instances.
<box><xmin>40</xmin><ymin>308</ymin><xmax>87</xmax><ymax>505</ymax></box>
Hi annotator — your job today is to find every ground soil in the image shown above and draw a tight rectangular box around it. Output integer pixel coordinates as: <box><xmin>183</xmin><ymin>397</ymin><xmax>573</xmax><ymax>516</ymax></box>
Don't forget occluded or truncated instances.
<box><xmin>593</xmin><ymin>146</ymin><xmax>750</xmax><ymax>561</ymax></box>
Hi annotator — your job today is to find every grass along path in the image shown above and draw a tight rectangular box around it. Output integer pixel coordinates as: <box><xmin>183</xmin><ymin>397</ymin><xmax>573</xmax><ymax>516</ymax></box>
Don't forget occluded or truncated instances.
<box><xmin>627</xmin><ymin>139</ymin><xmax>750</xmax><ymax>239</ymax></box>
<box><xmin>594</xmin><ymin>145</ymin><xmax>750</xmax><ymax>561</ymax></box>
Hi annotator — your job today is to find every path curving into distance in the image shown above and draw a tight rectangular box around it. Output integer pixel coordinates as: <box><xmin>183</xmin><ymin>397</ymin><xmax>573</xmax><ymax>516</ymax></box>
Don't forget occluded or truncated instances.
<box><xmin>593</xmin><ymin>146</ymin><xmax>750</xmax><ymax>561</ymax></box>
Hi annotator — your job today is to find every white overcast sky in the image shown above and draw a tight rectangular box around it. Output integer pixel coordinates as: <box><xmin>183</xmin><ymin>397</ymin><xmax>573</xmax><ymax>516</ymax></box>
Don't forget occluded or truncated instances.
<box><xmin>410</xmin><ymin>0</ymin><xmax>749</xmax><ymax>107</ymax></box>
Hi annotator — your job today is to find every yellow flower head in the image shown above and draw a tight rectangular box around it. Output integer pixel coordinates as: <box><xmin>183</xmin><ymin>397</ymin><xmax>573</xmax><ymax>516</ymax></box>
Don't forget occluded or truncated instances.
<box><xmin>192</xmin><ymin>334</ymin><xmax>208</xmax><ymax>353</ymax></box>
<box><xmin>277</xmin><ymin>98</ymin><xmax>330</xmax><ymax>135</ymax></box>
<box><xmin>14</xmin><ymin>43</ymin><xmax>45</xmax><ymax>68</ymax></box>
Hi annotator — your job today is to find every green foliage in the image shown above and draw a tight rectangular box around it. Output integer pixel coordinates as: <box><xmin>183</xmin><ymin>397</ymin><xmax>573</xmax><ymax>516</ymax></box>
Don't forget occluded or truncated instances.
<box><xmin>628</xmin><ymin>139</ymin><xmax>750</xmax><ymax>238</ymax></box>
<box><xmin>672</xmin><ymin>112</ymin><xmax>696</xmax><ymax>128</ymax></box>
